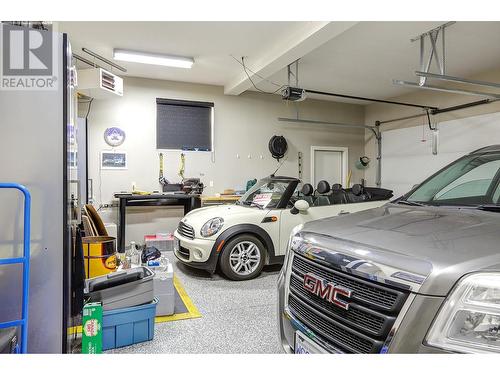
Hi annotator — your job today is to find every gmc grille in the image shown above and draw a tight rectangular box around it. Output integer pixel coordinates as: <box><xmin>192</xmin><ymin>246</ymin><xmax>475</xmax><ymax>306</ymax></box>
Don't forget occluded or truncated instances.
<box><xmin>178</xmin><ymin>221</ymin><xmax>195</xmax><ymax>240</ymax></box>
<box><xmin>288</xmin><ymin>252</ymin><xmax>410</xmax><ymax>353</ymax></box>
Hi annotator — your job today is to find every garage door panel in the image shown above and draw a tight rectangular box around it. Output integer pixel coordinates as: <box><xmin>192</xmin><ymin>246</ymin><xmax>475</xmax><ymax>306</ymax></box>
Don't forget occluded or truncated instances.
<box><xmin>381</xmin><ymin>111</ymin><xmax>500</xmax><ymax>197</ymax></box>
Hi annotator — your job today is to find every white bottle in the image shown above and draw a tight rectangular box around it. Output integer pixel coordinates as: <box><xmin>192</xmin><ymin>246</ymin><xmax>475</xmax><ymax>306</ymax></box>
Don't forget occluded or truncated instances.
<box><xmin>128</xmin><ymin>241</ymin><xmax>141</xmax><ymax>266</ymax></box>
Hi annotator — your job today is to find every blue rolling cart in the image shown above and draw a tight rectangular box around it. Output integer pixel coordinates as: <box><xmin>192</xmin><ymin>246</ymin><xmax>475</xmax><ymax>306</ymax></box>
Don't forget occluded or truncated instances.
<box><xmin>0</xmin><ymin>183</ymin><xmax>31</xmax><ymax>353</ymax></box>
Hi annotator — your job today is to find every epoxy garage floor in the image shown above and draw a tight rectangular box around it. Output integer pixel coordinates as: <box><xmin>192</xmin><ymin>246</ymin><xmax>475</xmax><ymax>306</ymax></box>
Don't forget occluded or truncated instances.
<box><xmin>111</xmin><ymin>253</ymin><xmax>283</xmax><ymax>354</ymax></box>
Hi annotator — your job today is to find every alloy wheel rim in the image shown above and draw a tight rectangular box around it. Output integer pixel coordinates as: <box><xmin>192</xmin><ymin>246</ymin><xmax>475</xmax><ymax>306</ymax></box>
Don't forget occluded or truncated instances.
<box><xmin>229</xmin><ymin>241</ymin><xmax>261</xmax><ymax>275</ymax></box>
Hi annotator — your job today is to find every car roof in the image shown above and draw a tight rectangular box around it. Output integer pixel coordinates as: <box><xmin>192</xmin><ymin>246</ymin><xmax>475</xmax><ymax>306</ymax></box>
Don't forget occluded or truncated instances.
<box><xmin>470</xmin><ymin>145</ymin><xmax>500</xmax><ymax>154</ymax></box>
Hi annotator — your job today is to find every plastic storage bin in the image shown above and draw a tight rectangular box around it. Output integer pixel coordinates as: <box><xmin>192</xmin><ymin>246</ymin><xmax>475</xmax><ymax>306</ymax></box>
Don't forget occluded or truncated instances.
<box><xmin>85</xmin><ymin>266</ymin><xmax>155</xmax><ymax>311</ymax></box>
<box><xmin>102</xmin><ymin>298</ymin><xmax>158</xmax><ymax>350</ymax></box>
<box><xmin>144</xmin><ymin>233</ymin><xmax>175</xmax><ymax>252</ymax></box>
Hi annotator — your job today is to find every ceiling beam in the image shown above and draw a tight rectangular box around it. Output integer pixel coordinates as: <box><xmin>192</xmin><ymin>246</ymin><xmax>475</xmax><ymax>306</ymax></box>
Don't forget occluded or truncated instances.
<box><xmin>224</xmin><ymin>21</ymin><xmax>358</xmax><ymax>96</ymax></box>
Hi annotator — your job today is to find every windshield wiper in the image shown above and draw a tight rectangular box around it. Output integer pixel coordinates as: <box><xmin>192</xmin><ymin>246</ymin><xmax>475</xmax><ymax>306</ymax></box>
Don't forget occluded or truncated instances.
<box><xmin>249</xmin><ymin>202</ymin><xmax>264</xmax><ymax>209</ymax></box>
<box><xmin>396</xmin><ymin>200</ymin><xmax>425</xmax><ymax>207</ymax></box>
<box><xmin>476</xmin><ymin>204</ymin><xmax>500</xmax><ymax>213</ymax></box>
<box><xmin>239</xmin><ymin>201</ymin><xmax>264</xmax><ymax>209</ymax></box>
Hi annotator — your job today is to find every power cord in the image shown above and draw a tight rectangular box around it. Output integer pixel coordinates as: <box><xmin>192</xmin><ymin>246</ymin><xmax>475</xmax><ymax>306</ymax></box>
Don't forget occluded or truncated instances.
<box><xmin>85</xmin><ymin>98</ymin><xmax>94</xmax><ymax>119</ymax></box>
<box><xmin>231</xmin><ymin>55</ymin><xmax>287</xmax><ymax>95</ymax></box>
<box><xmin>230</xmin><ymin>55</ymin><xmax>283</xmax><ymax>87</ymax></box>
<box><xmin>271</xmin><ymin>153</ymin><xmax>289</xmax><ymax>176</ymax></box>
<box><xmin>98</xmin><ymin>153</ymin><xmax>103</xmax><ymax>206</ymax></box>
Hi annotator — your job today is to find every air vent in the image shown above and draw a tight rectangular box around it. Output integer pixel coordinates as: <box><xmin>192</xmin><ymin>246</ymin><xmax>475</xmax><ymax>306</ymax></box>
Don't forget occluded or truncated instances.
<box><xmin>77</xmin><ymin>68</ymin><xmax>123</xmax><ymax>99</ymax></box>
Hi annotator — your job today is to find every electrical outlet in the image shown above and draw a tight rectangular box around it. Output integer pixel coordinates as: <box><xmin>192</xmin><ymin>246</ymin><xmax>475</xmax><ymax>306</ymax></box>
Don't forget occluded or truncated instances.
<box><xmin>209</xmin><ymin>180</ymin><xmax>214</xmax><ymax>187</ymax></box>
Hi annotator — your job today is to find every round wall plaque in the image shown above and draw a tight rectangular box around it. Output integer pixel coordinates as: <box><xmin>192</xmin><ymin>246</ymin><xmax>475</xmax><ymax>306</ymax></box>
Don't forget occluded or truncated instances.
<box><xmin>104</xmin><ymin>127</ymin><xmax>126</xmax><ymax>147</ymax></box>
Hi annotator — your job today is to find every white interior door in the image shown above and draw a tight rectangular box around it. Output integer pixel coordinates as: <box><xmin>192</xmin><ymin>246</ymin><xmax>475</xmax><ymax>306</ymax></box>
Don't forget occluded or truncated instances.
<box><xmin>311</xmin><ymin>147</ymin><xmax>348</xmax><ymax>187</ymax></box>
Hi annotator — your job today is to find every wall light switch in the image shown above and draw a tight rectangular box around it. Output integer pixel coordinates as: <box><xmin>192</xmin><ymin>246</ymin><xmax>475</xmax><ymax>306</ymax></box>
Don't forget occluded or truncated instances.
<box><xmin>236</xmin><ymin>154</ymin><xmax>240</xmax><ymax>159</ymax></box>
<box><xmin>209</xmin><ymin>180</ymin><xmax>214</xmax><ymax>187</ymax></box>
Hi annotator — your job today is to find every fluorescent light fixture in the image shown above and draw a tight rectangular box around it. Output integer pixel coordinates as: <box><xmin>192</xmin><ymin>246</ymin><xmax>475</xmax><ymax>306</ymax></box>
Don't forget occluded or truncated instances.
<box><xmin>113</xmin><ymin>49</ymin><xmax>194</xmax><ymax>69</ymax></box>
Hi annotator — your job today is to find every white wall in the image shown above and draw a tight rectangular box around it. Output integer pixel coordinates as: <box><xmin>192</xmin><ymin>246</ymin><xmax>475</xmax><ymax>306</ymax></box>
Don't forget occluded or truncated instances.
<box><xmin>84</xmin><ymin>76</ymin><xmax>366</xmax><ymax>243</ymax></box>
<box><xmin>381</xmin><ymin>111</ymin><xmax>500</xmax><ymax>197</ymax></box>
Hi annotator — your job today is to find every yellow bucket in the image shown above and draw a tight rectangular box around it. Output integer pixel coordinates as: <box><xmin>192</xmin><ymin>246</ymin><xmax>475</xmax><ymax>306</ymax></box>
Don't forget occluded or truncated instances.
<box><xmin>82</xmin><ymin>236</ymin><xmax>117</xmax><ymax>279</ymax></box>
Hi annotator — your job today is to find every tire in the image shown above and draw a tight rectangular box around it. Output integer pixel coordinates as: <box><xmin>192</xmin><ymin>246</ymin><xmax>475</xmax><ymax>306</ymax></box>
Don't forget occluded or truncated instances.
<box><xmin>219</xmin><ymin>234</ymin><xmax>267</xmax><ymax>281</ymax></box>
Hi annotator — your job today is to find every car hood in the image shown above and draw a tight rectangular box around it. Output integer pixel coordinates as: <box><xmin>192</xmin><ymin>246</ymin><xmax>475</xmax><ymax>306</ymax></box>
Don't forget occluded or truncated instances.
<box><xmin>298</xmin><ymin>203</ymin><xmax>500</xmax><ymax>296</ymax></box>
<box><xmin>184</xmin><ymin>204</ymin><xmax>261</xmax><ymax>221</ymax></box>
<box><xmin>182</xmin><ymin>204</ymin><xmax>267</xmax><ymax>235</ymax></box>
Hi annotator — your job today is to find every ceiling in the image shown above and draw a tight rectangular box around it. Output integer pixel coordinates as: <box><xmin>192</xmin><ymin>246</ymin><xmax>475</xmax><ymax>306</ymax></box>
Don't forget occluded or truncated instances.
<box><xmin>58</xmin><ymin>21</ymin><xmax>306</xmax><ymax>86</ymax></box>
<box><xmin>58</xmin><ymin>21</ymin><xmax>500</xmax><ymax>103</ymax></box>
<box><xmin>268</xmin><ymin>21</ymin><xmax>500</xmax><ymax>101</ymax></box>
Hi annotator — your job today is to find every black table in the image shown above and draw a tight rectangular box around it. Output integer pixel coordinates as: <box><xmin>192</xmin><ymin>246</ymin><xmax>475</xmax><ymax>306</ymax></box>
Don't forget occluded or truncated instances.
<box><xmin>114</xmin><ymin>193</ymin><xmax>201</xmax><ymax>252</ymax></box>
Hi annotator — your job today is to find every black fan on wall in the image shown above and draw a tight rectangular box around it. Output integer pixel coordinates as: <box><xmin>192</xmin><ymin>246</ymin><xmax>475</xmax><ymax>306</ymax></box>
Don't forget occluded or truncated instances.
<box><xmin>269</xmin><ymin>135</ymin><xmax>288</xmax><ymax>161</ymax></box>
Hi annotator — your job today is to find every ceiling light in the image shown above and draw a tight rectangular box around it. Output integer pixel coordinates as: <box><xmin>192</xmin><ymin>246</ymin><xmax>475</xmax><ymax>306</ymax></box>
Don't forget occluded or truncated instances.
<box><xmin>113</xmin><ymin>49</ymin><xmax>194</xmax><ymax>69</ymax></box>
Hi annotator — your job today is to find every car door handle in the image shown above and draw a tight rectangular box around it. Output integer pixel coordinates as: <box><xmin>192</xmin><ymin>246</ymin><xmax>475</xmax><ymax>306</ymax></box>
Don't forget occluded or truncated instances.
<box><xmin>338</xmin><ymin>210</ymin><xmax>350</xmax><ymax>215</ymax></box>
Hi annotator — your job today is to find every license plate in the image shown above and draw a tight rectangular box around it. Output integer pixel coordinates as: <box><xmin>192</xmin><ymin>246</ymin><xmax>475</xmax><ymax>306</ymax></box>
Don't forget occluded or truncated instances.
<box><xmin>294</xmin><ymin>331</ymin><xmax>329</xmax><ymax>354</ymax></box>
<box><xmin>173</xmin><ymin>237</ymin><xmax>180</xmax><ymax>251</ymax></box>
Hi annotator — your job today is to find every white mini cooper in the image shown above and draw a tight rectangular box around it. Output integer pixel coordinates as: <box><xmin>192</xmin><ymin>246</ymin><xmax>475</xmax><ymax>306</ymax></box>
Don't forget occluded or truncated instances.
<box><xmin>174</xmin><ymin>176</ymin><xmax>392</xmax><ymax>280</ymax></box>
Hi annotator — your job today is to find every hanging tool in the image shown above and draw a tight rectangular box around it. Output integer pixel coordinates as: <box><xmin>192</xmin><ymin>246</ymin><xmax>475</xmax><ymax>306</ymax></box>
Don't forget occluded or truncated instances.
<box><xmin>178</xmin><ymin>153</ymin><xmax>185</xmax><ymax>180</ymax></box>
<box><xmin>347</xmin><ymin>170</ymin><xmax>353</xmax><ymax>188</ymax></box>
<box><xmin>159</xmin><ymin>153</ymin><xmax>167</xmax><ymax>186</ymax></box>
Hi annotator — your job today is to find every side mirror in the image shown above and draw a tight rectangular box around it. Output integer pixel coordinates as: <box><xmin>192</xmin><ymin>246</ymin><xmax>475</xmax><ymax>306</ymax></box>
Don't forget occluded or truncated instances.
<box><xmin>290</xmin><ymin>199</ymin><xmax>310</xmax><ymax>215</ymax></box>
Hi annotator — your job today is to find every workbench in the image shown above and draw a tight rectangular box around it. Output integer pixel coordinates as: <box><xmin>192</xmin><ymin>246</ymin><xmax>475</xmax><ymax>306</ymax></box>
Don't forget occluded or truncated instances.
<box><xmin>114</xmin><ymin>193</ymin><xmax>201</xmax><ymax>252</ymax></box>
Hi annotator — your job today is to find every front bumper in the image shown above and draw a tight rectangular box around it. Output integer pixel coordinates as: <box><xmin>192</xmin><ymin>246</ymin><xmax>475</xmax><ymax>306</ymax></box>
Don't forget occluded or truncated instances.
<box><xmin>277</xmin><ymin>269</ymin><xmax>449</xmax><ymax>353</ymax></box>
<box><xmin>173</xmin><ymin>230</ymin><xmax>218</xmax><ymax>273</ymax></box>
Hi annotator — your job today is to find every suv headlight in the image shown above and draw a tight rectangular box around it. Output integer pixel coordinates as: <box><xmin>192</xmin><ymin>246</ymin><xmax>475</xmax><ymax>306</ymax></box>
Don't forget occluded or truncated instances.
<box><xmin>200</xmin><ymin>217</ymin><xmax>224</xmax><ymax>238</ymax></box>
<box><xmin>426</xmin><ymin>273</ymin><xmax>500</xmax><ymax>353</ymax></box>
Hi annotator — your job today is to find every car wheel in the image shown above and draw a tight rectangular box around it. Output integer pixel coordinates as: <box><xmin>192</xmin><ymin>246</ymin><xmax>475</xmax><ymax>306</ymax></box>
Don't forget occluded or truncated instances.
<box><xmin>219</xmin><ymin>234</ymin><xmax>266</xmax><ymax>281</ymax></box>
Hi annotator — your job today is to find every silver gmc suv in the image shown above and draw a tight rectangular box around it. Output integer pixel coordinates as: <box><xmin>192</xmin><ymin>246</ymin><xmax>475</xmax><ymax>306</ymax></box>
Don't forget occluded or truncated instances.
<box><xmin>278</xmin><ymin>145</ymin><xmax>500</xmax><ymax>354</ymax></box>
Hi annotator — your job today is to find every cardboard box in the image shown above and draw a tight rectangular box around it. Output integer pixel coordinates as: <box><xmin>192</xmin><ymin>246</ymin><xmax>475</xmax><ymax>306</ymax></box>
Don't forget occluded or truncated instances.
<box><xmin>82</xmin><ymin>302</ymin><xmax>103</xmax><ymax>354</ymax></box>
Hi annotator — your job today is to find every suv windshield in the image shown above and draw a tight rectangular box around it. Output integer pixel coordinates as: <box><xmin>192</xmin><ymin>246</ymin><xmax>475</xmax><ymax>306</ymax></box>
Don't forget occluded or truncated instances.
<box><xmin>406</xmin><ymin>152</ymin><xmax>500</xmax><ymax>206</ymax></box>
<box><xmin>237</xmin><ymin>178</ymin><xmax>292</xmax><ymax>209</ymax></box>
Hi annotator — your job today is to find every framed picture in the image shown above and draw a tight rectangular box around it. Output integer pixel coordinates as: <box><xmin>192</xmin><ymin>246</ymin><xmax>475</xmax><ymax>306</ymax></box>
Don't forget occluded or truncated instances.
<box><xmin>101</xmin><ymin>151</ymin><xmax>127</xmax><ymax>170</ymax></box>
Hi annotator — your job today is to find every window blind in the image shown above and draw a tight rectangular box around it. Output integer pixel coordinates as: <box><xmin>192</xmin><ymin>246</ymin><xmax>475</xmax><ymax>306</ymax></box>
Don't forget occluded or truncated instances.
<box><xmin>156</xmin><ymin>98</ymin><xmax>214</xmax><ymax>150</ymax></box>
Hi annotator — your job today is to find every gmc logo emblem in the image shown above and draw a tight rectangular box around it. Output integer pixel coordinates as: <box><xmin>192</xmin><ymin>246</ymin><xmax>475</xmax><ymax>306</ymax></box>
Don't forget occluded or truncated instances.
<box><xmin>303</xmin><ymin>273</ymin><xmax>352</xmax><ymax>310</ymax></box>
